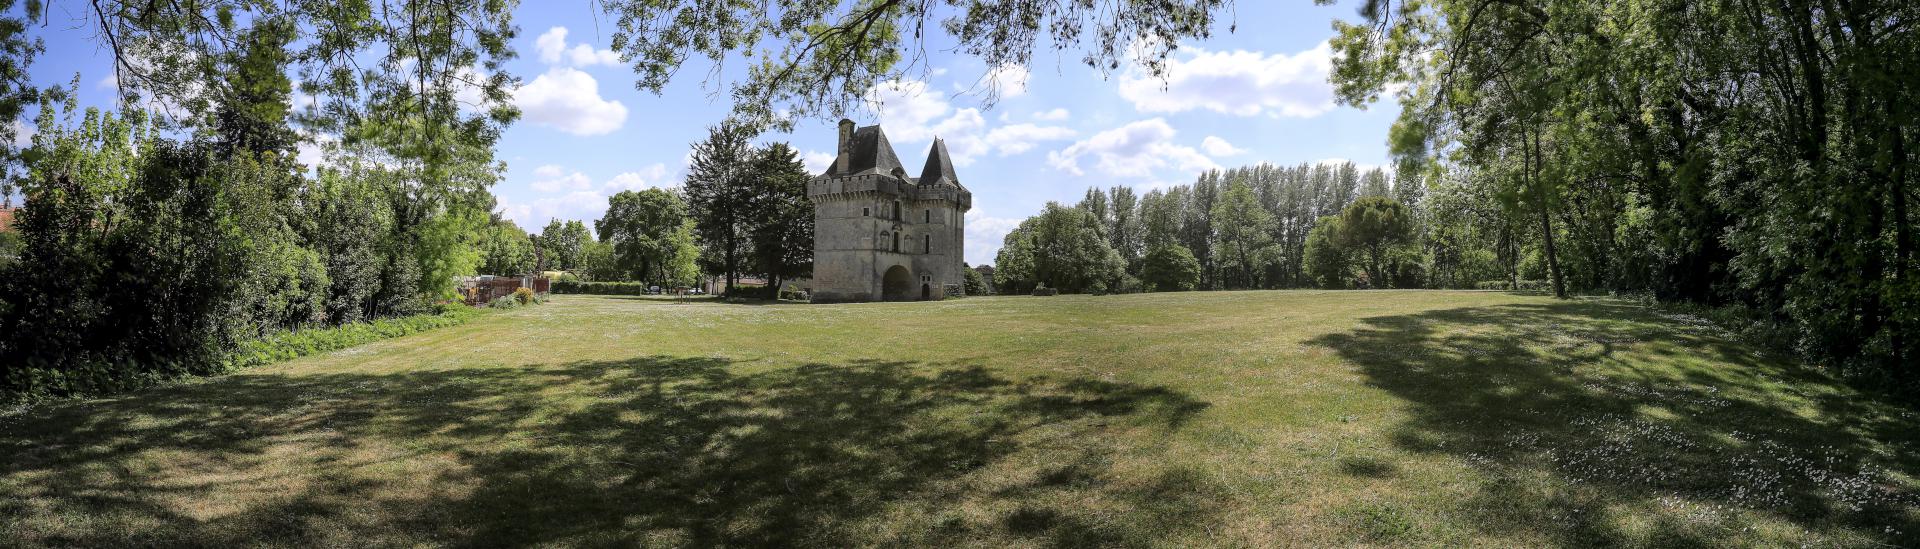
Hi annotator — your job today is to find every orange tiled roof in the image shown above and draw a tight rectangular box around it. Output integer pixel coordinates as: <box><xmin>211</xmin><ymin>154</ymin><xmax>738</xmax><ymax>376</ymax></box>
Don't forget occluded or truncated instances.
<box><xmin>0</xmin><ymin>207</ymin><xmax>15</xmax><ymax>233</ymax></box>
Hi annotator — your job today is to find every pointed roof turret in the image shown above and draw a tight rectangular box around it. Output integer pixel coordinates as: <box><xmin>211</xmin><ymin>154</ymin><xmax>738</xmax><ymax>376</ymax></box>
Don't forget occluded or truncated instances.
<box><xmin>827</xmin><ymin>124</ymin><xmax>903</xmax><ymax>177</ymax></box>
<box><xmin>918</xmin><ymin>138</ymin><xmax>960</xmax><ymax>187</ymax></box>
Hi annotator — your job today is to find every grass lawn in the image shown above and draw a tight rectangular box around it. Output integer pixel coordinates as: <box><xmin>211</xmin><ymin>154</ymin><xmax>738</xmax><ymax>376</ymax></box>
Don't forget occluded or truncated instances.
<box><xmin>3</xmin><ymin>291</ymin><xmax>1916</xmax><ymax>547</ymax></box>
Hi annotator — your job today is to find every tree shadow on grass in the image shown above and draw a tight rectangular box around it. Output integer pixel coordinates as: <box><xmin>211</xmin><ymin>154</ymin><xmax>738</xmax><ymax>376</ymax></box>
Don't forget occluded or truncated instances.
<box><xmin>1309</xmin><ymin>300</ymin><xmax>1920</xmax><ymax>546</ymax></box>
<box><xmin>0</xmin><ymin>356</ymin><xmax>1211</xmax><ymax>547</ymax></box>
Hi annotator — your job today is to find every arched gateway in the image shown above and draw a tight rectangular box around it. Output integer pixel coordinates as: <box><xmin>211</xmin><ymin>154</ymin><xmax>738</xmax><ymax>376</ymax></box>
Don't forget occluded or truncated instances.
<box><xmin>805</xmin><ymin>120</ymin><xmax>973</xmax><ymax>303</ymax></box>
<box><xmin>882</xmin><ymin>265</ymin><xmax>915</xmax><ymax>302</ymax></box>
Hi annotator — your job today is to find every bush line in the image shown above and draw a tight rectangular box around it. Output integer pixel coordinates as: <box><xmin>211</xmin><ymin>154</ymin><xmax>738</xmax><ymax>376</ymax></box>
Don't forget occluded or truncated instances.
<box><xmin>4</xmin><ymin>306</ymin><xmax>486</xmax><ymax>405</ymax></box>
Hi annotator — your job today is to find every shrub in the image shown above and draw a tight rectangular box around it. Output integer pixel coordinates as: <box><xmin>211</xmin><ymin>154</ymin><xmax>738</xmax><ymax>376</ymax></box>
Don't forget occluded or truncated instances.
<box><xmin>1031</xmin><ymin>284</ymin><xmax>1059</xmax><ymax>297</ymax></box>
<box><xmin>489</xmin><ymin>295</ymin><xmax>519</xmax><ymax>309</ymax></box>
<box><xmin>513</xmin><ymin>287</ymin><xmax>535</xmax><ymax>305</ymax></box>
<box><xmin>779</xmin><ymin>285</ymin><xmax>807</xmax><ymax>300</ymax></box>
<box><xmin>551</xmin><ymin>279</ymin><xmax>652</xmax><ymax>295</ymax></box>
<box><xmin>1474</xmin><ymin>279</ymin><xmax>1552</xmax><ymax>292</ymax></box>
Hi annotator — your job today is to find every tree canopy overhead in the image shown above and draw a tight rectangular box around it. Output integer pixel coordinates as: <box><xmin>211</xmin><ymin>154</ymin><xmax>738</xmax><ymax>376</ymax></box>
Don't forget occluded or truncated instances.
<box><xmin>602</xmin><ymin>0</ymin><xmax>1235</xmax><ymax>129</ymax></box>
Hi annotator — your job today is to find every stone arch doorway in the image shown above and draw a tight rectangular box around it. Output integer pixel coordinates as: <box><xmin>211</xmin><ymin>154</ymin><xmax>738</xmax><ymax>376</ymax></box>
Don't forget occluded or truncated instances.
<box><xmin>921</xmin><ymin>283</ymin><xmax>930</xmax><ymax>301</ymax></box>
<box><xmin>882</xmin><ymin>265</ymin><xmax>914</xmax><ymax>301</ymax></box>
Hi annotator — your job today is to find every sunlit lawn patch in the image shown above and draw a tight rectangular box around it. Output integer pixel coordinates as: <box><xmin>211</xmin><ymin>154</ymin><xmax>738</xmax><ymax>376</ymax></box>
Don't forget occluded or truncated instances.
<box><xmin>2</xmin><ymin>292</ymin><xmax>1914</xmax><ymax>546</ymax></box>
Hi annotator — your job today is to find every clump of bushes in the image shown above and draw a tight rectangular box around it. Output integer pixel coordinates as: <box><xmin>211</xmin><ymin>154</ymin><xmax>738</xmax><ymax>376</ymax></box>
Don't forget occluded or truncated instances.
<box><xmin>490</xmin><ymin>295</ymin><xmax>519</xmax><ymax>309</ymax></box>
<box><xmin>514</xmin><ymin>287</ymin><xmax>536</xmax><ymax>305</ymax></box>
<box><xmin>1031</xmin><ymin>284</ymin><xmax>1059</xmax><ymax>297</ymax></box>
<box><xmin>1473</xmin><ymin>280</ymin><xmax>1553</xmax><ymax>292</ymax></box>
<box><xmin>779</xmin><ymin>285</ymin><xmax>808</xmax><ymax>301</ymax></box>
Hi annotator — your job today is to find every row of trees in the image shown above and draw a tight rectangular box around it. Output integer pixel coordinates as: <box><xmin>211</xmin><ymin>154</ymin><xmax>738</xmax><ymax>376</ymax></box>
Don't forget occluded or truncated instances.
<box><xmin>1323</xmin><ymin>0</ymin><xmax>1918</xmax><ymax>385</ymax></box>
<box><xmin>993</xmin><ymin>162</ymin><xmax>1417</xmax><ymax>294</ymax></box>
<box><xmin>496</xmin><ymin>124</ymin><xmax>813</xmax><ymax>296</ymax></box>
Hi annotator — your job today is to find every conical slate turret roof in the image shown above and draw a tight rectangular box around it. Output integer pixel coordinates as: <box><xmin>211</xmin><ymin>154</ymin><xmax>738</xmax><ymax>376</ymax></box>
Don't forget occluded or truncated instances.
<box><xmin>918</xmin><ymin>138</ymin><xmax>960</xmax><ymax>188</ymax></box>
<box><xmin>839</xmin><ymin>125</ymin><xmax>904</xmax><ymax>176</ymax></box>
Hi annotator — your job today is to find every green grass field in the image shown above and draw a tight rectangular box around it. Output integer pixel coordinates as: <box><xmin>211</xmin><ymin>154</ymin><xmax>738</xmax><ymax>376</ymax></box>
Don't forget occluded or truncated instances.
<box><xmin>3</xmin><ymin>292</ymin><xmax>1916</xmax><ymax>547</ymax></box>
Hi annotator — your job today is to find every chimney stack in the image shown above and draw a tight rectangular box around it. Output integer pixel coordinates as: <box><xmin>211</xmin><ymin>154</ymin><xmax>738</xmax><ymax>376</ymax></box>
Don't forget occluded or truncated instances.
<box><xmin>835</xmin><ymin>119</ymin><xmax>854</xmax><ymax>173</ymax></box>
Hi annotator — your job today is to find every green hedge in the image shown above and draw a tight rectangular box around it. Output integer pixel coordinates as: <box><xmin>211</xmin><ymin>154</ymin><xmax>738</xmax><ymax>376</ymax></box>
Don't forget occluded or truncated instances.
<box><xmin>1473</xmin><ymin>279</ymin><xmax>1554</xmax><ymax>291</ymax></box>
<box><xmin>551</xmin><ymin>280</ymin><xmax>653</xmax><ymax>295</ymax></box>
<box><xmin>225</xmin><ymin>306</ymin><xmax>483</xmax><ymax>370</ymax></box>
<box><xmin>3</xmin><ymin>306</ymin><xmax>487</xmax><ymax>404</ymax></box>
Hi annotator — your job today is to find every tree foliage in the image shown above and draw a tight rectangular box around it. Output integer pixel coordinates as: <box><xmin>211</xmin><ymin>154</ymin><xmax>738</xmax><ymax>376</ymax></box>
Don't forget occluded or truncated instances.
<box><xmin>1335</xmin><ymin>195</ymin><xmax>1414</xmax><ymax>287</ymax></box>
<box><xmin>684</xmin><ymin>122</ymin><xmax>758</xmax><ymax>293</ymax></box>
<box><xmin>601</xmin><ymin>0</ymin><xmax>1234</xmax><ymax>129</ymax></box>
<box><xmin>993</xmin><ymin>202</ymin><xmax>1124</xmax><ymax>294</ymax></box>
<box><xmin>535</xmin><ymin>219</ymin><xmax>594</xmax><ymax>273</ymax></box>
<box><xmin>1332</xmin><ymin>0</ymin><xmax>1920</xmax><ymax>385</ymax></box>
<box><xmin>1140</xmin><ymin>244</ymin><xmax>1201</xmax><ymax>292</ymax></box>
<box><xmin>746</xmin><ymin>143</ymin><xmax>815</xmax><ymax>296</ymax></box>
<box><xmin>597</xmin><ymin>188</ymin><xmax>700</xmax><ymax>285</ymax></box>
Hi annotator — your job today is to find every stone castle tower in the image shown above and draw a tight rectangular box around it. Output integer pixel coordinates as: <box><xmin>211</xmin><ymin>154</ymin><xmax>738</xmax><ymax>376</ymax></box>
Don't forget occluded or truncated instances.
<box><xmin>808</xmin><ymin>119</ymin><xmax>972</xmax><ymax>302</ymax></box>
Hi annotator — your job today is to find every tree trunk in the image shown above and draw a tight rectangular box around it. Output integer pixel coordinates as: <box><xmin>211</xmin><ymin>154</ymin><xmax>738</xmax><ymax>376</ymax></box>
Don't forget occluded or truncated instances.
<box><xmin>1538</xmin><ymin>200</ymin><xmax>1567</xmax><ymax>298</ymax></box>
<box><xmin>1893</xmin><ymin>127</ymin><xmax>1911</xmax><ymax>367</ymax></box>
<box><xmin>1531</xmin><ymin>131</ymin><xmax>1568</xmax><ymax>299</ymax></box>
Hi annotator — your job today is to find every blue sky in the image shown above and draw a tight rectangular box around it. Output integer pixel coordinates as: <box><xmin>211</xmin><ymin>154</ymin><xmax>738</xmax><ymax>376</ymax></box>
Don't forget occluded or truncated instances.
<box><xmin>26</xmin><ymin>1</ymin><xmax>1400</xmax><ymax>266</ymax></box>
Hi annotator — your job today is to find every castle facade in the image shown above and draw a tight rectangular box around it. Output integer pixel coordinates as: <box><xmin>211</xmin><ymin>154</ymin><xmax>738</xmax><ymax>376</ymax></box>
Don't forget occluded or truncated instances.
<box><xmin>807</xmin><ymin>120</ymin><xmax>972</xmax><ymax>302</ymax></box>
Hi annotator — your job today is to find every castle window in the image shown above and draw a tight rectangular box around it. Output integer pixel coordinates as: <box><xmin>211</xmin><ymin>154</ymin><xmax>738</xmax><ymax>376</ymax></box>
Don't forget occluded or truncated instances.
<box><xmin>892</xmin><ymin>232</ymin><xmax>901</xmax><ymax>252</ymax></box>
<box><xmin>862</xmin><ymin>207</ymin><xmax>870</xmax><ymax>217</ymax></box>
<box><xmin>924</xmin><ymin>234</ymin><xmax>932</xmax><ymax>254</ymax></box>
<box><xmin>893</xmin><ymin>201</ymin><xmax>901</xmax><ymax>220</ymax></box>
<box><xmin>924</xmin><ymin>209</ymin><xmax>930</xmax><ymax>223</ymax></box>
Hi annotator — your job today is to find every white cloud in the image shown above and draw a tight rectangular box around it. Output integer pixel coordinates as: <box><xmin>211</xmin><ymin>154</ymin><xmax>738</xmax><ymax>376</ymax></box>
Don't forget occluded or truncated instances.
<box><xmin>1033</xmin><ymin>108</ymin><xmax>1070</xmax><ymax>122</ymax></box>
<box><xmin>535</xmin><ymin>28</ymin><xmax>568</xmax><ymax>64</ymax></box>
<box><xmin>981</xmin><ymin>124</ymin><xmax>1077</xmax><ymax>156</ymax></box>
<box><xmin>866</xmin><ymin>79</ymin><xmax>1072</xmax><ymax>167</ymax></box>
<box><xmin>502</xmin><ymin>165</ymin><xmax>675</xmax><ymax>228</ymax></box>
<box><xmin>1201</xmin><ymin>136</ymin><xmax>1246</xmax><ymax>156</ymax></box>
<box><xmin>531</xmin><ymin>164</ymin><xmax>594</xmax><ymax>192</ymax></box>
<box><xmin>801</xmin><ymin>150</ymin><xmax>836</xmax><ymax>174</ymax></box>
<box><xmin>983</xmin><ymin>64</ymin><xmax>1029</xmax><ymax>98</ymax></box>
<box><xmin>602</xmin><ymin>163</ymin><xmax>671</xmax><ymax>192</ymax></box>
<box><xmin>498</xmin><ymin>190</ymin><xmax>607</xmax><ymax>229</ymax></box>
<box><xmin>10</xmin><ymin>120</ymin><xmax>34</xmax><ymax>148</ymax></box>
<box><xmin>964</xmin><ymin>208</ymin><xmax>1026</xmax><ymax>267</ymax></box>
<box><xmin>1046</xmin><ymin>118</ymin><xmax>1217</xmax><ymax>178</ymax></box>
<box><xmin>295</xmin><ymin>136</ymin><xmax>331</xmax><ymax>169</ymax></box>
<box><xmin>535</xmin><ymin>27</ymin><xmax>621</xmax><ymax>68</ymax></box>
<box><xmin>1118</xmin><ymin>41</ymin><xmax>1336</xmax><ymax>118</ymax></box>
<box><xmin>569</xmin><ymin>44</ymin><xmax>622</xmax><ymax>67</ymax></box>
<box><xmin>515</xmin><ymin>68</ymin><xmax>629</xmax><ymax>136</ymax></box>
<box><xmin>866</xmin><ymin>80</ymin><xmax>956</xmax><ymax>143</ymax></box>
